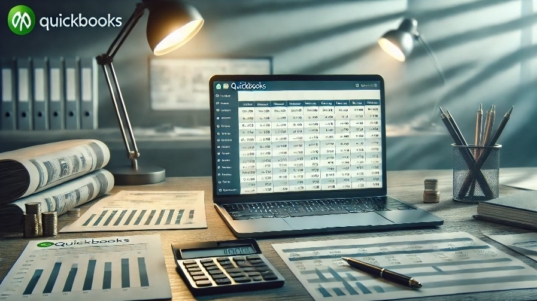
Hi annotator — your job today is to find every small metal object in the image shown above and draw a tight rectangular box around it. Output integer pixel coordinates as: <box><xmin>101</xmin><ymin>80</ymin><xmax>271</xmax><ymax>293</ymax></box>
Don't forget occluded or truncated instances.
<box><xmin>42</xmin><ymin>212</ymin><xmax>58</xmax><ymax>237</ymax></box>
<box><xmin>23</xmin><ymin>214</ymin><xmax>39</xmax><ymax>238</ymax></box>
<box><xmin>25</xmin><ymin>202</ymin><xmax>43</xmax><ymax>235</ymax></box>
<box><xmin>67</xmin><ymin>208</ymin><xmax>81</xmax><ymax>218</ymax></box>
<box><xmin>423</xmin><ymin>179</ymin><xmax>440</xmax><ymax>203</ymax></box>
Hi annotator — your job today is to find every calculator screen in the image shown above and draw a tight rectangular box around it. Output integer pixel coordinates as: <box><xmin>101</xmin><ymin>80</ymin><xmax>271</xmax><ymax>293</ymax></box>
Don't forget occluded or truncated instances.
<box><xmin>181</xmin><ymin>246</ymin><xmax>257</xmax><ymax>259</ymax></box>
<box><xmin>213</xmin><ymin>79</ymin><xmax>383</xmax><ymax>196</ymax></box>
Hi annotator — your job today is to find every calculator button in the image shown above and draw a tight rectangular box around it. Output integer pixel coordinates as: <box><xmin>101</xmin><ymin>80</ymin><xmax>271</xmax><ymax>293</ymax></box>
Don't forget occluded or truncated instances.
<box><xmin>215</xmin><ymin>278</ymin><xmax>232</xmax><ymax>285</ymax></box>
<box><xmin>256</xmin><ymin>267</ymin><xmax>272</xmax><ymax>273</ymax></box>
<box><xmin>233</xmin><ymin>277</ymin><xmax>252</xmax><ymax>283</ymax></box>
<box><xmin>216</xmin><ymin>257</ymin><xmax>229</xmax><ymax>262</ymax></box>
<box><xmin>187</xmin><ymin>268</ymin><xmax>202</xmax><ymax>273</ymax></box>
<box><xmin>202</xmin><ymin>262</ymin><xmax>217</xmax><ymax>268</ymax></box>
<box><xmin>200</xmin><ymin>259</ymin><xmax>214</xmax><ymax>264</ymax></box>
<box><xmin>232</xmin><ymin>256</ymin><xmax>246</xmax><ymax>261</ymax></box>
<box><xmin>246</xmin><ymin>272</ymin><xmax>261</xmax><ymax>277</ymax></box>
<box><xmin>211</xmin><ymin>274</ymin><xmax>228</xmax><ymax>279</ymax></box>
<box><xmin>208</xmin><ymin>269</ymin><xmax>223</xmax><ymax>275</ymax></box>
<box><xmin>219</xmin><ymin>260</ymin><xmax>232</xmax><ymax>265</ymax></box>
<box><xmin>249</xmin><ymin>259</ymin><xmax>264</xmax><ymax>264</ymax></box>
<box><xmin>195</xmin><ymin>280</ymin><xmax>212</xmax><ymax>287</ymax></box>
<box><xmin>206</xmin><ymin>266</ymin><xmax>221</xmax><ymax>271</ymax></box>
<box><xmin>236</xmin><ymin>261</ymin><xmax>251</xmax><ymax>267</ymax></box>
<box><xmin>228</xmin><ymin>272</ymin><xmax>245</xmax><ymax>278</ymax></box>
<box><xmin>192</xmin><ymin>275</ymin><xmax>209</xmax><ymax>281</ymax></box>
<box><xmin>251</xmin><ymin>276</ymin><xmax>263</xmax><ymax>281</ymax></box>
<box><xmin>246</xmin><ymin>255</ymin><xmax>261</xmax><ymax>260</ymax></box>
<box><xmin>183</xmin><ymin>260</ymin><xmax>197</xmax><ymax>265</ymax></box>
<box><xmin>251</xmin><ymin>262</ymin><xmax>268</xmax><ymax>267</ymax></box>
<box><xmin>242</xmin><ymin>267</ymin><xmax>257</xmax><ymax>272</ymax></box>
<box><xmin>189</xmin><ymin>271</ymin><xmax>205</xmax><ymax>277</ymax></box>
<box><xmin>262</xmin><ymin>273</ymin><xmax>278</xmax><ymax>280</ymax></box>
<box><xmin>224</xmin><ymin>268</ymin><xmax>242</xmax><ymax>273</ymax></box>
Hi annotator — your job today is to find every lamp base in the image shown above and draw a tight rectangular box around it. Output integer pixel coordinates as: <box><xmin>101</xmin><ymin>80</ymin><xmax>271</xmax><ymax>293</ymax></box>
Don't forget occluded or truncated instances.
<box><xmin>109</xmin><ymin>164</ymin><xmax>166</xmax><ymax>185</ymax></box>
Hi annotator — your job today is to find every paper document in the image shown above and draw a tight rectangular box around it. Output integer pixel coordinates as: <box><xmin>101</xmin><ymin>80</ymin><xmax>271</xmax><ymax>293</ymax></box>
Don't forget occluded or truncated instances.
<box><xmin>272</xmin><ymin>232</ymin><xmax>537</xmax><ymax>301</ymax></box>
<box><xmin>501</xmin><ymin>172</ymin><xmax>537</xmax><ymax>190</ymax></box>
<box><xmin>61</xmin><ymin>190</ymin><xmax>206</xmax><ymax>233</ymax></box>
<box><xmin>488</xmin><ymin>233</ymin><xmax>537</xmax><ymax>262</ymax></box>
<box><xmin>0</xmin><ymin>234</ymin><xmax>171</xmax><ymax>301</ymax></box>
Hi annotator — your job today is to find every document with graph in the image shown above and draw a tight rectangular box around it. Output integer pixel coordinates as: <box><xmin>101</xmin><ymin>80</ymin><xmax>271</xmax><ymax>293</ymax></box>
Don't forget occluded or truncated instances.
<box><xmin>0</xmin><ymin>234</ymin><xmax>171</xmax><ymax>301</ymax></box>
<box><xmin>272</xmin><ymin>232</ymin><xmax>537</xmax><ymax>301</ymax></box>
<box><xmin>488</xmin><ymin>232</ymin><xmax>537</xmax><ymax>262</ymax></box>
<box><xmin>61</xmin><ymin>190</ymin><xmax>206</xmax><ymax>232</ymax></box>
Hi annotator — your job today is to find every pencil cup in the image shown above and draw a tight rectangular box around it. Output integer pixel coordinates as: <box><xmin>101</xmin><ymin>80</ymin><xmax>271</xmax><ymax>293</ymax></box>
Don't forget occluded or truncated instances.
<box><xmin>452</xmin><ymin>144</ymin><xmax>501</xmax><ymax>203</ymax></box>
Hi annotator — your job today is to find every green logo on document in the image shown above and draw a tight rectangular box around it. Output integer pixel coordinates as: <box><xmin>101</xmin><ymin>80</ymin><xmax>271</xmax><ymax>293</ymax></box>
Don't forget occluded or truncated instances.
<box><xmin>8</xmin><ymin>5</ymin><xmax>36</xmax><ymax>35</ymax></box>
<box><xmin>37</xmin><ymin>242</ymin><xmax>54</xmax><ymax>248</ymax></box>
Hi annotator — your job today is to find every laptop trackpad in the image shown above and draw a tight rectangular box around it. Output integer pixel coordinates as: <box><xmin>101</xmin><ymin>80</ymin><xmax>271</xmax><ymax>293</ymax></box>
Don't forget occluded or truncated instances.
<box><xmin>283</xmin><ymin>212</ymin><xmax>393</xmax><ymax>230</ymax></box>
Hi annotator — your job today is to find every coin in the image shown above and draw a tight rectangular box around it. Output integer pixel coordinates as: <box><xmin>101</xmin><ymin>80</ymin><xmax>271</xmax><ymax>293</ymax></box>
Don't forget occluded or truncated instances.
<box><xmin>25</xmin><ymin>202</ymin><xmax>42</xmax><ymax>235</ymax></box>
<box><xmin>23</xmin><ymin>214</ymin><xmax>39</xmax><ymax>238</ymax></box>
<box><xmin>423</xmin><ymin>191</ymin><xmax>440</xmax><ymax>203</ymax></box>
<box><xmin>42</xmin><ymin>212</ymin><xmax>58</xmax><ymax>237</ymax></box>
<box><xmin>424</xmin><ymin>179</ymin><xmax>438</xmax><ymax>191</ymax></box>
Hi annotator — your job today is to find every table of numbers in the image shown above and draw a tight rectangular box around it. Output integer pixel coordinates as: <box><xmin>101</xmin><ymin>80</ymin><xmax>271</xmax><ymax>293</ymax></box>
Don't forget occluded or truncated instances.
<box><xmin>238</xmin><ymin>98</ymin><xmax>382</xmax><ymax>194</ymax></box>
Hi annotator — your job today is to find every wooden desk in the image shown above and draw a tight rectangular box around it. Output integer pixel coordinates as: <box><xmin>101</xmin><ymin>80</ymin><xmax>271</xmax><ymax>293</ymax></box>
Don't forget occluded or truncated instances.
<box><xmin>1</xmin><ymin>168</ymin><xmax>537</xmax><ymax>301</ymax></box>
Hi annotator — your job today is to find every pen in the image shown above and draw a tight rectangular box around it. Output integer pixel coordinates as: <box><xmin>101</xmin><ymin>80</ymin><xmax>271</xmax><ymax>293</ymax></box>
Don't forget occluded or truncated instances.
<box><xmin>474</xmin><ymin>104</ymin><xmax>483</xmax><ymax>157</ymax></box>
<box><xmin>481</xmin><ymin>105</ymin><xmax>495</xmax><ymax>146</ymax></box>
<box><xmin>341</xmin><ymin>257</ymin><xmax>422</xmax><ymax>289</ymax></box>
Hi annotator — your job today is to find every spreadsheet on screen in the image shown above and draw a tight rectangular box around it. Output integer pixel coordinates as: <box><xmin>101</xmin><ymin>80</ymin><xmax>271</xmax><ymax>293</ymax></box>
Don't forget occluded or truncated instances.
<box><xmin>212</xmin><ymin>80</ymin><xmax>383</xmax><ymax>196</ymax></box>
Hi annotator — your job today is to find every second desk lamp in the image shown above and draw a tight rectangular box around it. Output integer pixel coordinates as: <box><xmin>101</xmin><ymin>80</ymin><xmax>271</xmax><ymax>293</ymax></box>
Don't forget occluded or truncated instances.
<box><xmin>96</xmin><ymin>0</ymin><xmax>204</xmax><ymax>185</ymax></box>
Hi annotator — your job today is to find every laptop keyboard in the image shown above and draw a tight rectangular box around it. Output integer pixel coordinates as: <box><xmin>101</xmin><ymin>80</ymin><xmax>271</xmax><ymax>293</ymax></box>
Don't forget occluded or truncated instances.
<box><xmin>222</xmin><ymin>197</ymin><xmax>415</xmax><ymax>220</ymax></box>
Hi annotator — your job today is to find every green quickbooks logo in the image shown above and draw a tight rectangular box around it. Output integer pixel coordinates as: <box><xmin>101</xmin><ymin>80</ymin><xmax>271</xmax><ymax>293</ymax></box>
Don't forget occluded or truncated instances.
<box><xmin>37</xmin><ymin>242</ymin><xmax>54</xmax><ymax>248</ymax></box>
<box><xmin>8</xmin><ymin>5</ymin><xmax>36</xmax><ymax>35</ymax></box>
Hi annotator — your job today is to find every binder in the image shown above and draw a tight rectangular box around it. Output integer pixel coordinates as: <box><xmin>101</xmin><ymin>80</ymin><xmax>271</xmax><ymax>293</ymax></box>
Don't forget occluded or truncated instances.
<box><xmin>32</xmin><ymin>57</ymin><xmax>48</xmax><ymax>130</ymax></box>
<box><xmin>48</xmin><ymin>57</ymin><xmax>64</xmax><ymax>130</ymax></box>
<box><xmin>17</xmin><ymin>57</ymin><xmax>32</xmax><ymax>130</ymax></box>
<box><xmin>80</xmin><ymin>58</ymin><xmax>98</xmax><ymax>129</ymax></box>
<box><xmin>64</xmin><ymin>57</ymin><xmax>80</xmax><ymax>130</ymax></box>
<box><xmin>1</xmin><ymin>58</ymin><xmax>16</xmax><ymax>130</ymax></box>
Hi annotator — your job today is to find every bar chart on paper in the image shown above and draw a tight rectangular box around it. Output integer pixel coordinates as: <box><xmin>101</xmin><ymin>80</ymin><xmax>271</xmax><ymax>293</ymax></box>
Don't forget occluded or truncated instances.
<box><xmin>61</xmin><ymin>190</ymin><xmax>206</xmax><ymax>232</ymax></box>
<box><xmin>273</xmin><ymin>232</ymin><xmax>537</xmax><ymax>301</ymax></box>
<box><xmin>0</xmin><ymin>235</ymin><xmax>171</xmax><ymax>301</ymax></box>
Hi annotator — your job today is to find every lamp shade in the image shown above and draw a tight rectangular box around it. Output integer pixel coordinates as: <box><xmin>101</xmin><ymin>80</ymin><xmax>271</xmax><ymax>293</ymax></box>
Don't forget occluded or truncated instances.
<box><xmin>378</xmin><ymin>18</ymin><xmax>418</xmax><ymax>62</ymax></box>
<box><xmin>144</xmin><ymin>0</ymin><xmax>204</xmax><ymax>56</ymax></box>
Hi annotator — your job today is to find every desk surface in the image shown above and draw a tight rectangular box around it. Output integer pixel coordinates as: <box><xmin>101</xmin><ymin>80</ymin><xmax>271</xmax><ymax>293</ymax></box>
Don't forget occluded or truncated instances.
<box><xmin>1</xmin><ymin>168</ymin><xmax>537</xmax><ymax>301</ymax></box>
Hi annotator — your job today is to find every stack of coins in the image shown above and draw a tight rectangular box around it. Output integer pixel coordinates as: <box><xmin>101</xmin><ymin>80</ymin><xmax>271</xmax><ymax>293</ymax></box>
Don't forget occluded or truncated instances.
<box><xmin>23</xmin><ymin>214</ymin><xmax>39</xmax><ymax>238</ymax></box>
<box><xmin>423</xmin><ymin>179</ymin><xmax>440</xmax><ymax>203</ymax></box>
<box><xmin>42</xmin><ymin>212</ymin><xmax>58</xmax><ymax>236</ymax></box>
<box><xmin>67</xmin><ymin>208</ymin><xmax>81</xmax><ymax>218</ymax></box>
<box><xmin>25</xmin><ymin>202</ymin><xmax>42</xmax><ymax>236</ymax></box>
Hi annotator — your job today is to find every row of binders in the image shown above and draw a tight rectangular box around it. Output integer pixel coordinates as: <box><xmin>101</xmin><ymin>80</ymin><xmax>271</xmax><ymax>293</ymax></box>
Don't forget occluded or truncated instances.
<box><xmin>0</xmin><ymin>57</ymin><xmax>98</xmax><ymax>131</ymax></box>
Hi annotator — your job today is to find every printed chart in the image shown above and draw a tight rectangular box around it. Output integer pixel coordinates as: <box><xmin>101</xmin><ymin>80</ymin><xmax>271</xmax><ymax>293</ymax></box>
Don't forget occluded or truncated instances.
<box><xmin>273</xmin><ymin>232</ymin><xmax>537</xmax><ymax>301</ymax></box>
<box><xmin>61</xmin><ymin>190</ymin><xmax>206</xmax><ymax>232</ymax></box>
<box><xmin>0</xmin><ymin>235</ymin><xmax>171</xmax><ymax>301</ymax></box>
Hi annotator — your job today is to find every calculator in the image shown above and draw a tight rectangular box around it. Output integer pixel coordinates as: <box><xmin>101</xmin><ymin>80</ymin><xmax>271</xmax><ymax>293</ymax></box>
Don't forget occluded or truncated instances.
<box><xmin>171</xmin><ymin>238</ymin><xmax>285</xmax><ymax>295</ymax></box>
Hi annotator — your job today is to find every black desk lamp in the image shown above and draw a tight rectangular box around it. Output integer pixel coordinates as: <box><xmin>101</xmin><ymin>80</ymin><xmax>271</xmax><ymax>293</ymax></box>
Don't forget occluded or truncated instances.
<box><xmin>378</xmin><ymin>18</ymin><xmax>446</xmax><ymax>126</ymax></box>
<box><xmin>96</xmin><ymin>0</ymin><xmax>204</xmax><ymax>185</ymax></box>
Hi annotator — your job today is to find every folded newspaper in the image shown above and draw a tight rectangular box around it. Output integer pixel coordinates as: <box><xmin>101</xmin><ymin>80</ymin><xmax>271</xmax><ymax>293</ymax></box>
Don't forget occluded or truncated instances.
<box><xmin>0</xmin><ymin>140</ymin><xmax>114</xmax><ymax>231</ymax></box>
<box><xmin>0</xmin><ymin>170</ymin><xmax>115</xmax><ymax>230</ymax></box>
<box><xmin>0</xmin><ymin>140</ymin><xmax>110</xmax><ymax>204</ymax></box>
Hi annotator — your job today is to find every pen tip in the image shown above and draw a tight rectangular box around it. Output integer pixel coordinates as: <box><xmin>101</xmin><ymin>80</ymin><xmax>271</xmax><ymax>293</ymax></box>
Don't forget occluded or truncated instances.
<box><xmin>479</xmin><ymin>103</ymin><xmax>482</xmax><ymax>110</ymax></box>
<box><xmin>507</xmin><ymin>106</ymin><xmax>514</xmax><ymax>114</ymax></box>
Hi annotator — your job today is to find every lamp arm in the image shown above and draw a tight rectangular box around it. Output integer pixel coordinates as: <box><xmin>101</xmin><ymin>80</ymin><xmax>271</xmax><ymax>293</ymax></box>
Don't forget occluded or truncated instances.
<box><xmin>106</xmin><ymin>3</ymin><xmax>146</xmax><ymax>58</ymax></box>
<box><xmin>416</xmin><ymin>34</ymin><xmax>446</xmax><ymax>85</ymax></box>
<box><xmin>96</xmin><ymin>3</ymin><xmax>147</xmax><ymax>169</ymax></box>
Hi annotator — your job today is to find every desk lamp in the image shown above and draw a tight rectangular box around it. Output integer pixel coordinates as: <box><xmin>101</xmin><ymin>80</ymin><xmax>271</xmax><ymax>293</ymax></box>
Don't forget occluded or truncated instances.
<box><xmin>96</xmin><ymin>0</ymin><xmax>204</xmax><ymax>185</ymax></box>
<box><xmin>378</xmin><ymin>18</ymin><xmax>446</xmax><ymax>126</ymax></box>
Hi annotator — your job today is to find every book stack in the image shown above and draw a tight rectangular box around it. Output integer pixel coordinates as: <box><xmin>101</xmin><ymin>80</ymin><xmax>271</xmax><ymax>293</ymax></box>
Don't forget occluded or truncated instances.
<box><xmin>475</xmin><ymin>190</ymin><xmax>537</xmax><ymax>230</ymax></box>
<box><xmin>0</xmin><ymin>140</ymin><xmax>114</xmax><ymax>232</ymax></box>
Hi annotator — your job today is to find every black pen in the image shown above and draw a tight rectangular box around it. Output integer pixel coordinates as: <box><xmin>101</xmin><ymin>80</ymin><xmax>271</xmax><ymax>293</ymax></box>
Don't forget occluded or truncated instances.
<box><xmin>341</xmin><ymin>257</ymin><xmax>422</xmax><ymax>289</ymax></box>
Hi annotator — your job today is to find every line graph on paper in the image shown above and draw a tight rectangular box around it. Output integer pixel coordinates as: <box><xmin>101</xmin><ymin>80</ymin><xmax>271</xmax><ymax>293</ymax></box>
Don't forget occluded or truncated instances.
<box><xmin>61</xmin><ymin>191</ymin><xmax>206</xmax><ymax>232</ymax></box>
<box><xmin>272</xmin><ymin>232</ymin><xmax>537</xmax><ymax>301</ymax></box>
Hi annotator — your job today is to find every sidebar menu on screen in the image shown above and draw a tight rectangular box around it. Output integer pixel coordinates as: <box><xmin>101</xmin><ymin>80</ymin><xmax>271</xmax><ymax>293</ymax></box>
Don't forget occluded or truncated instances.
<box><xmin>214</xmin><ymin>84</ymin><xmax>240</xmax><ymax>195</ymax></box>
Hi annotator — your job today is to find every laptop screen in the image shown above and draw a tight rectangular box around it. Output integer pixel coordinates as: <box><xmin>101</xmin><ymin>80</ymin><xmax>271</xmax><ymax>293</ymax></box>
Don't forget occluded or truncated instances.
<box><xmin>210</xmin><ymin>75</ymin><xmax>385</xmax><ymax>199</ymax></box>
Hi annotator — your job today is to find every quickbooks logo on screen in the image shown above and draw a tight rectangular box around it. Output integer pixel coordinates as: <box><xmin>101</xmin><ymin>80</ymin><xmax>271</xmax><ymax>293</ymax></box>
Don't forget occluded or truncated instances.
<box><xmin>37</xmin><ymin>238</ymin><xmax>130</xmax><ymax>248</ymax></box>
<box><xmin>7</xmin><ymin>4</ymin><xmax>123</xmax><ymax>35</ymax></box>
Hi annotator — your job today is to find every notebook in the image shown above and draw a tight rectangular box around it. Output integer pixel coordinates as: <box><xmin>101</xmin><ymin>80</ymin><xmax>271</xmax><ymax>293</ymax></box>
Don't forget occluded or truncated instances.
<box><xmin>475</xmin><ymin>190</ymin><xmax>537</xmax><ymax>230</ymax></box>
<box><xmin>209</xmin><ymin>74</ymin><xmax>443</xmax><ymax>237</ymax></box>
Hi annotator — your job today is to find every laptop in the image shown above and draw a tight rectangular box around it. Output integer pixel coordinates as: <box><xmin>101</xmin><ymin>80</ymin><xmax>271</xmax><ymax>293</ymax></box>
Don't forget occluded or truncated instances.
<box><xmin>209</xmin><ymin>74</ymin><xmax>443</xmax><ymax>237</ymax></box>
